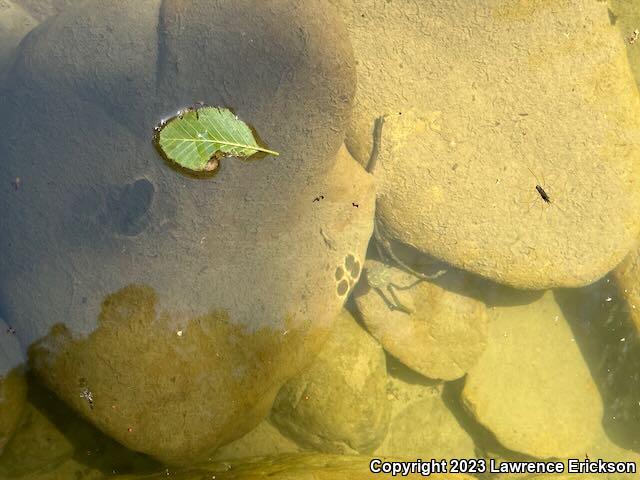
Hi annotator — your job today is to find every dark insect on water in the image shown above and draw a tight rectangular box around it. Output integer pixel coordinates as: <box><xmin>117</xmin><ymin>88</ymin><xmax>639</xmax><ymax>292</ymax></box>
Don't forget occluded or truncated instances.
<box><xmin>528</xmin><ymin>167</ymin><xmax>551</xmax><ymax>204</ymax></box>
<box><xmin>535</xmin><ymin>184</ymin><xmax>551</xmax><ymax>203</ymax></box>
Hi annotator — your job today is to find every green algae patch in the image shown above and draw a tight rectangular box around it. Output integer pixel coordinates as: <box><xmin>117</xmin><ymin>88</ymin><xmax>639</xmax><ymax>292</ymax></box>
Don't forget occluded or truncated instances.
<box><xmin>154</xmin><ymin>106</ymin><xmax>279</xmax><ymax>172</ymax></box>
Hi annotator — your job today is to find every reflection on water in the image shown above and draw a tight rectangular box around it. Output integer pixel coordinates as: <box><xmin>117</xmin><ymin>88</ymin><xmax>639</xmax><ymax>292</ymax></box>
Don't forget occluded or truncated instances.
<box><xmin>2</xmin><ymin>0</ymin><xmax>640</xmax><ymax>479</ymax></box>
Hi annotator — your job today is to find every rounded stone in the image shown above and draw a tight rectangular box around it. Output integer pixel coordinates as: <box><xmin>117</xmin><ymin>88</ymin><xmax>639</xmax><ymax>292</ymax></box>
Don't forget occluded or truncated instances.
<box><xmin>271</xmin><ymin>310</ymin><xmax>390</xmax><ymax>454</ymax></box>
<box><xmin>335</xmin><ymin>0</ymin><xmax>640</xmax><ymax>289</ymax></box>
<box><xmin>462</xmin><ymin>291</ymin><xmax>603</xmax><ymax>458</ymax></box>
<box><xmin>375</xmin><ymin>376</ymin><xmax>475</xmax><ymax>460</ymax></box>
<box><xmin>0</xmin><ymin>0</ymin><xmax>37</xmax><ymax>84</ymax></box>
<box><xmin>12</xmin><ymin>0</ymin><xmax>83</xmax><ymax>22</ymax></box>
<box><xmin>212</xmin><ymin>420</ymin><xmax>302</xmax><ymax>461</ymax></box>
<box><xmin>355</xmin><ymin>261</ymin><xmax>487</xmax><ymax>381</ymax></box>
<box><xmin>0</xmin><ymin>0</ymin><xmax>368</xmax><ymax>465</ymax></box>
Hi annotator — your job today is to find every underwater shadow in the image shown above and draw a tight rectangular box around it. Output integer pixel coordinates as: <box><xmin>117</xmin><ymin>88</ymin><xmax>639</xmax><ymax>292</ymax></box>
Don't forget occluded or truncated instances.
<box><xmin>20</xmin><ymin>373</ymin><xmax>162</xmax><ymax>476</ymax></box>
<box><xmin>555</xmin><ymin>279</ymin><xmax>640</xmax><ymax>454</ymax></box>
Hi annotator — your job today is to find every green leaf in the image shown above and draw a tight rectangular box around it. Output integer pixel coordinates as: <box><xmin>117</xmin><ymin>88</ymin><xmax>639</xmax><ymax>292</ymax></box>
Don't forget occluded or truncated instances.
<box><xmin>155</xmin><ymin>106</ymin><xmax>279</xmax><ymax>172</ymax></box>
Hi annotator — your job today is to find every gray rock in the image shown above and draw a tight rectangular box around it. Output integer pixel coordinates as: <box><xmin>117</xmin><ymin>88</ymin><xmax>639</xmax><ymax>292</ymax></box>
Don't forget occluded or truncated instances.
<box><xmin>355</xmin><ymin>260</ymin><xmax>487</xmax><ymax>381</ymax></box>
<box><xmin>0</xmin><ymin>0</ymin><xmax>37</xmax><ymax>84</ymax></box>
<box><xmin>7</xmin><ymin>0</ymin><xmax>162</xmax><ymax>137</ymax></box>
<box><xmin>333</xmin><ymin>0</ymin><xmax>640</xmax><ymax>289</ymax></box>
<box><xmin>0</xmin><ymin>0</ymin><xmax>369</xmax><ymax>465</ymax></box>
<box><xmin>13</xmin><ymin>0</ymin><xmax>83</xmax><ymax>22</ymax></box>
<box><xmin>462</xmin><ymin>291</ymin><xmax>603</xmax><ymax>458</ymax></box>
<box><xmin>271</xmin><ymin>309</ymin><xmax>390</xmax><ymax>454</ymax></box>
<box><xmin>157</xmin><ymin>0</ymin><xmax>355</xmax><ymax>183</ymax></box>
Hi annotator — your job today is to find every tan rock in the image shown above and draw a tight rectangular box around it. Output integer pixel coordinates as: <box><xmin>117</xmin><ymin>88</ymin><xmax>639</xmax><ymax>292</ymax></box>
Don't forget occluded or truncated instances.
<box><xmin>334</xmin><ymin>0</ymin><xmax>640</xmax><ymax>289</ymax></box>
<box><xmin>271</xmin><ymin>310</ymin><xmax>389</xmax><ymax>454</ymax></box>
<box><xmin>375</xmin><ymin>376</ymin><xmax>475</xmax><ymax>460</ymax></box>
<box><xmin>609</xmin><ymin>0</ymin><xmax>640</xmax><ymax>89</ymax></box>
<box><xmin>213</xmin><ymin>420</ymin><xmax>302</xmax><ymax>461</ymax></box>
<box><xmin>355</xmin><ymin>261</ymin><xmax>487</xmax><ymax>380</ymax></box>
<box><xmin>462</xmin><ymin>291</ymin><xmax>603</xmax><ymax>458</ymax></box>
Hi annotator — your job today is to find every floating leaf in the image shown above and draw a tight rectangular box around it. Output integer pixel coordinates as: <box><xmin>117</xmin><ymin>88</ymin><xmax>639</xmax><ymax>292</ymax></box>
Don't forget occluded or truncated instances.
<box><xmin>154</xmin><ymin>106</ymin><xmax>279</xmax><ymax>172</ymax></box>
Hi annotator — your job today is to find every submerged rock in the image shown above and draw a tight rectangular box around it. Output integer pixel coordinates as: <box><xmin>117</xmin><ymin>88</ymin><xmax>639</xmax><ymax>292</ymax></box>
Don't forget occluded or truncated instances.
<box><xmin>0</xmin><ymin>0</ymin><xmax>37</xmax><ymax>84</ymax></box>
<box><xmin>0</xmin><ymin>0</ymin><xmax>368</xmax><ymax>465</ymax></box>
<box><xmin>0</xmin><ymin>317</ymin><xmax>26</xmax><ymax>454</ymax></box>
<box><xmin>462</xmin><ymin>291</ymin><xmax>603</xmax><ymax>458</ymax></box>
<box><xmin>333</xmin><ymin>0</ymin><xmax>640</xmax><ymax>289</ymax></box>
<box><xmin>375</xmin><ymin>376</ymin><xmax>475</xmax><ymax>460</ymax></box>
<box><xmin>116</xmin><ymin>454</ymin><xmax>477</xmax><ymax>480</ymax></box>
<box><xmin>0</xmin><ymin>378</ymin><xmax>158</xmax><ymax>479</ymax></box>
<box><xmin>22</xmin><ymin>142</ymin><xmax>373</xmax><ymax>466</ymax></box>
<box><xmin>355</xmin><ymin>260</ymin><xmax>487</xmax><ymax>381</ymax></box>
<box><xmin>212</xmin><ymin>420</ymin><xmax>302</xmax><ymax>461</ymax></box>
<box><xmin>609</xmin><ymin>0</ymin><xmax>640</xmax><ymax>90</ymax></box>
<box><xmin>12</xmin><ymin>0</ymin><xmax>81</xmax><ymax>22</ymax></box>
<box><xmin>271</xmin><ymin>310</ymin><xmax>390</xmax><ymax>454</ymax></box>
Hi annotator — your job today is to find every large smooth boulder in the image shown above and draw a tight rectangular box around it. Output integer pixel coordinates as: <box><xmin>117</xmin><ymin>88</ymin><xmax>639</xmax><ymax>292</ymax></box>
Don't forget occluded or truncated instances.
<box><xmin>12</xmin><ymin>0</ymin><xmax>81</xmax><ymax>22</ymax></box>
<box><xmin>0</xmin><ymin>0</ymin><xmax>370</xmax><ymax>465</ymax></box>
<box><xmin>333</xmin><ymin>0</ymin><xmax>640</xmax><ymax>289</ymax></box>
<box><xmin>355</xmin><ymin>261</ymin><xmax>487</xmax><ymax>380</ymax></box>
<box><xmin>271</xmin><ymin>310</ymin><xmax>390</xmax><ymax>454</ymax></box>
<box><xmin>462</xmin><ymin>291</ymin><xmax>603</xmax><ymax>458</ymax></box>
<box><xmin>0</xmin><ymin>0</ymin><xmax>37</xmax><ymax>84</ymax></box>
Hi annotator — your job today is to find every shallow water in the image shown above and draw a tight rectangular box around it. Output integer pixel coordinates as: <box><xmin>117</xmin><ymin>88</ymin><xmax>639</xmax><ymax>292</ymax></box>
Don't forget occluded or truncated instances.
<box><xmin>2</xmin><ymin>0</ymin><xmax>640</xmax><ymax>479</ymax></box>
